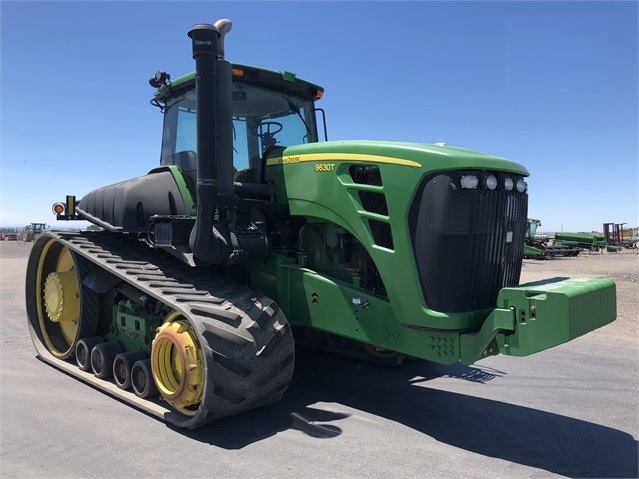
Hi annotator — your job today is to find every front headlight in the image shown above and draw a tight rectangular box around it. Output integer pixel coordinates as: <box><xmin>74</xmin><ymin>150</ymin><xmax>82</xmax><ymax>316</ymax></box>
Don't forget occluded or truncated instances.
<box><xmin>460</xmin><ymin>175</ymin><xmax>479</xmax><ymax>189</ymax></box>
<box><xmin>516</xmin><ymin>178</ymin><xmax>527</xmax><ymax>193</ymax></box>
<box><xmin>483</xmin><ymin>175</ymin><xmax>498</xmax><ymax>190</ymax></box>
<box><xmin>504</xmin><ymin>177</ymin><xmax>514</xmax><ymax>191</ymax></box>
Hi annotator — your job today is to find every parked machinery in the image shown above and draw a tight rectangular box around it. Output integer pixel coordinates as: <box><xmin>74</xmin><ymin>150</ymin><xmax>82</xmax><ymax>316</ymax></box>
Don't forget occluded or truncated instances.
<box><xmin>21</xmin><ymin>223</ymin><xmax>47</xmax><ymax>242</ymax></box>
<box><xmin>524</xmin><ymin>219</ymin><xmax>579</xmax><ymax>259</ymax></box>
<box><xmin>603</xmin><ymin>222</ymin><xmax>637</xmax><ymax>250</ymax></box>
<box><xmin>554</xmin><ymin>232</ymin><xmax>608</xmax><ymax>251</ymax></box>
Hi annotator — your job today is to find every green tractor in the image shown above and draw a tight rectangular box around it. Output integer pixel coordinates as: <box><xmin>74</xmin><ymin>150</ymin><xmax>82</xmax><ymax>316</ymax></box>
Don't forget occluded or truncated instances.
<box><xmin>21</xmin><ymin>222</ymin><xmax>47</xmax><ymax>243</ymax></box>
<box><xmin>25</xmin><ymin>20</ymin><xmax>616</xmax><ymax>429</ymax></box>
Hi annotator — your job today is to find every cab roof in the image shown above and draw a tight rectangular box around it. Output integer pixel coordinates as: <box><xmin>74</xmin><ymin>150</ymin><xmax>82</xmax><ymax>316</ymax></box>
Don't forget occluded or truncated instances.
<box><xmin>154</xmin><ymin>63</ymin><xmax>324</xmax><ymax>103</ymax></box>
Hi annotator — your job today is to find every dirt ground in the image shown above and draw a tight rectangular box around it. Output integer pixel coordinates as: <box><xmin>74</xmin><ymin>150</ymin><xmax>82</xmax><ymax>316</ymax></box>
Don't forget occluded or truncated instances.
<box><xmin>519</xmin><ymin>248</ymin><xmax>638</xmax><ymax>341</ymax></box>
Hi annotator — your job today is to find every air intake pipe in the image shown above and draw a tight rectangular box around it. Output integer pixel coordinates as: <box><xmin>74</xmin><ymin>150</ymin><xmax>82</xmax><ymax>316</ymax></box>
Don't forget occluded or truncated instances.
<box><xmin>187</xmin><ymin>22</ymin><xmax>234</xmax><ymax>264</ymax></box>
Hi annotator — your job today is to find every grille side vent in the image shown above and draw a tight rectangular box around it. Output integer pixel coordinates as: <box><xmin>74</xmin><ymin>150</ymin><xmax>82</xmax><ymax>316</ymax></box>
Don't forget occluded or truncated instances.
<box><xmin>369</xmin><ymin>219</ymin><xmax>394</xmax><ymax>250</ymax></box>
<box><xmin>349</xmin><ymin>165</ymin><xmax>382</xmax><ymax>186</ymax></box>
<box><xmin>358</xmin><ymin>191</ymin><xmax>388</xmax><ymax>216</ymax></box>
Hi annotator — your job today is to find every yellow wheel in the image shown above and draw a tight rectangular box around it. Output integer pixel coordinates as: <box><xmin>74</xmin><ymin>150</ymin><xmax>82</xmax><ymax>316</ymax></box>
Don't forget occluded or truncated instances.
<box><xmin>151</xmin><ymin>312</ymin><xmax>204</xmax><ymax>416</ymax></box>
<box><xmin>27</xmin><ymin>236</ymin><xmax>87</xmax><ymax>359</ymax></box>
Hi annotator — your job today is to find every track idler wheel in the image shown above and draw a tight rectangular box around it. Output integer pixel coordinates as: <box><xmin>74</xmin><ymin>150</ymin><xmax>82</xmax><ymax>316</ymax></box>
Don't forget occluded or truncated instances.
<box><xmin>113</xmin><ymin>351</ymin><xmax>148</xmax><ymax>390</ymax></box>
<box><xmin>131</xmin><ymin>359</ymin><xmax>158</xmax><ymax>398</ymax></box>
<box><xmin>76</xmin><ymin>336</ymin><xmax>105</xmax><ymax>371</ymax></box>
<box><xmin>151</xmin><ymin>313</ymin><xmax>204</xmax><ymax>416</ymax></box>
<box><xmin>90</xmin><ymin>341</ymin><xmax>123</xmax><ymax>379</ymax></box>
<box><xmin>25</xmin><ymin>235</ymin><xmax>98</xmax><ymax>359</ymax></box>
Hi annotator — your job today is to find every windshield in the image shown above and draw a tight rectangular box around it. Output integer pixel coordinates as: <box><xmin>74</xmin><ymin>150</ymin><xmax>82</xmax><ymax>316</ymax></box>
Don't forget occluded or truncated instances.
<box><xmin>160</xmin><ymin>81</ymin><xmax>318</xmax><ymax>181</ymax></box>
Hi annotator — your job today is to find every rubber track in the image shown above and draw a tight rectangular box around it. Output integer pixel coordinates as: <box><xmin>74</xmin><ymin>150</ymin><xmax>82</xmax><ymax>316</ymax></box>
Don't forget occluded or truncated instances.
<box><xmin>28</xmin><ymin>230</ymin><xmax>295</xmax><ymax>429</ymax></box>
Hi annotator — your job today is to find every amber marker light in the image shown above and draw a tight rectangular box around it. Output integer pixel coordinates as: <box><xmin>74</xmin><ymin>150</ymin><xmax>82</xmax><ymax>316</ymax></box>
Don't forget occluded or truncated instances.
<box><xmin>52</xmin><ymin>203</ymin><xmax>65</xmax><ymax>215</ymax></box>
<box><xmin>231</xmin><ymin>68</ymin><xmax>244</xmax><ymax>77</ymax></box>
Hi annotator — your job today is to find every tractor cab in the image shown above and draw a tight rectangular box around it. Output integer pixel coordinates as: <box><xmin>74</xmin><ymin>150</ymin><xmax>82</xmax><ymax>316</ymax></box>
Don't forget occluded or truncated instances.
<box><xmin>28</xmin><ymin>222</ymin><xmax>47</xmax><ymax>232</ymax></box>
<box><xmin>526</xmin><ymin>218</ymin><xmax>541</xmax><ymax>240</ymax></box>
<box><xmin>21</xmin><ymin>222</ymin><xmax>47</xmax><ymax>242</ymax></box>
<box><xmin>154</xmin><ymin>65</ymin><xmax>325</xmax><ymax>189</ymax></box>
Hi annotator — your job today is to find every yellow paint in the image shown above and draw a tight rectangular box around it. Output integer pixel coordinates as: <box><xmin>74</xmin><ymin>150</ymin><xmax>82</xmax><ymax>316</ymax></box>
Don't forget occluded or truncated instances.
<box><xmin>151</xmin><ymin>312</ymin><xmax>204</xmax><ymax>416</ymax></box>
<box><xmin>44</xmin><ymin>271</ymin><xmax>80</xmax><ymax>322</ymax></box>
<box><xmin>267</xmin><ymin>153</ymin><xmax>422</xmax><ymax>168</ymax></box>
<box><xmin>35</xmin><ymin>239</ymin><xmax>81</xmax><ymax>358</ymax></box>
<box><xmin>314</xmin><ymin>163</ymin><xmax>336</xmax><ymax>172</ymax></box>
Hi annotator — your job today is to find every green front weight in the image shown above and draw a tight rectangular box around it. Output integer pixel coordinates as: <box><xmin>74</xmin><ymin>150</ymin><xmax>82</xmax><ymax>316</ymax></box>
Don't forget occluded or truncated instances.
<box><xmin>494</xmin><ymin>277</ymin><xmax>616</xmax><ymax>357</ymax></box>
<box><xmin>460</xmin><ymin>277</ymin><xmax>616</xmax><ymax>364</ymax></box>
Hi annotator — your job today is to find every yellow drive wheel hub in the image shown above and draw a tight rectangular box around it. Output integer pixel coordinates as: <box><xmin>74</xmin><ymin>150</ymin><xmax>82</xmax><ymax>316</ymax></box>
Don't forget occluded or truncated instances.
<box><xmin>151</xmin><ymin>314</ymin><xmax>204</xmax><ymax>416</ymax></box>
<box><xmin>34</xmin><ymin>240</ymin><xmax>83</xmax><ymax>358</ymax></box>
<box><xmin>44</xmin><ymin>271</ymin><xmax>80</xmax><ymax>322</ymax></box>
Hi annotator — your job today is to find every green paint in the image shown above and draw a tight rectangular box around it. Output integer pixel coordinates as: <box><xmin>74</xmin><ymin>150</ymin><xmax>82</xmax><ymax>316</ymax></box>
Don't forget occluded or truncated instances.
<box><xmin>262</xmin><ymin>141</ymin><xmax>527</xmax><ymax>333</ymax></box>
<box><xmin>493</xmin><ymin>277</ymin><xmax>616</xmax><ymax>356</ymax></box>
<box><xmin>105</xmin><ymin>301</ymin><xmax>165</xmax><ymax>354</ymax></box>
<box><xmin>524</xmin><ymin>244</ymin><xmax>546</xmax><ymax>259</ymax></box>
<box><xmin>156</xmin><ymin>59</ymin><xmax>616</xmax><ymax>367</ymax></box>
<box><xmin>252</xmin><ymin>257</ymin><xmax>616</xmax><ymax>364</ymax></box>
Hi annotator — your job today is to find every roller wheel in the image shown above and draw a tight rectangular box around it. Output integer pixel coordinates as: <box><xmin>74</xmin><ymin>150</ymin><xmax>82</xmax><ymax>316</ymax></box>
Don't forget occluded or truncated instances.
<box><xmin>113</xmin><ymin>351</ymin><xmax>148</xmax><ymax>390</ymax></box>
<box><xmin>91</xmin><ymin>341</ymin><xmax>123</xmax><ymax>379</ymax></box>
<box><xmin>76</xmin><ymin>336</ymin><xmax>105</xmax><ymax>371</ymax></box>
<box><xmin>25</xmin><ymin>234</ymin><xmax>98</xmax><ymax>359</ymax></box>
<box><xmin>131</xmin><ymin>359</ymin><xmax>158</xmax><ymax>398</ymax></box>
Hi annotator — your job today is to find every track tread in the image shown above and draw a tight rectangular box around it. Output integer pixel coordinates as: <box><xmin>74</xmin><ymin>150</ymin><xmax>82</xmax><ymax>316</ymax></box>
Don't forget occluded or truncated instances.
<box><xmin>27</xmin><ymin>230</ymin><xmax>295</xmax><ymax>429</ymax></box>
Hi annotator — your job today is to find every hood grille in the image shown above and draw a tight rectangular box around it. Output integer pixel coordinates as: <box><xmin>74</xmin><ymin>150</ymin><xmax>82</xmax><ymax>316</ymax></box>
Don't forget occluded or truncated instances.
<box><xmin>409</xmin><ymin>172</ymin><xmax>527</xmax><ymax>313</ymax></box>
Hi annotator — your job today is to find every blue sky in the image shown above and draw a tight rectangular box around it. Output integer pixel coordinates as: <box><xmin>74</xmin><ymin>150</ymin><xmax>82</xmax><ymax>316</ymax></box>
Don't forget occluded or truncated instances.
<box><xmin>1</xmin><ymin>1</ymin><xmax>637</xmax><ymax>233</ymax></box>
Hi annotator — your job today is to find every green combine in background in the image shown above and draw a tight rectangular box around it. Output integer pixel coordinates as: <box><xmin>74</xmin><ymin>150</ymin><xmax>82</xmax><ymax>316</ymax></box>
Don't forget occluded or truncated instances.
<box><xmin>25</xmin><ymin>19</ymin><xmax>616</xmax><ymax>429</ymax></box>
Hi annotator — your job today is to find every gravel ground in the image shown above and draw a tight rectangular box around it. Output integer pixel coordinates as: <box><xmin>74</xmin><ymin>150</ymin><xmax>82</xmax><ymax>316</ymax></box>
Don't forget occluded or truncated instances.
<box><xmin>519</xmin><ymin>248</ymin><xmax>638</xmax><ymax>341</ymax></box>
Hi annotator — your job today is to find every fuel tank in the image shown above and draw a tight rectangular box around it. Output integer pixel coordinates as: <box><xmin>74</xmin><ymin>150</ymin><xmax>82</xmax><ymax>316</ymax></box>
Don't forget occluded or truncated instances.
<box><xmin>78</xmin><ymin>168</ymin><xmax>193</xmax><ymax>233</ymax></box>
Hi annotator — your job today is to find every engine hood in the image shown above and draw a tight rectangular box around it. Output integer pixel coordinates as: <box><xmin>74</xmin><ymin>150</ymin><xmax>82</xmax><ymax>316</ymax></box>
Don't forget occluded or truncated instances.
<box><xmin>266</xmin><ymin>140</ymin><xmax>529</xmax><ymax>177</ymax></box>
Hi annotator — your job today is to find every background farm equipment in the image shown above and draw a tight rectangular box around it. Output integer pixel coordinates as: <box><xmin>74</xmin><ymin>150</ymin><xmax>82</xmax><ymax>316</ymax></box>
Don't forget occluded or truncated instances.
<box><xmin>554</xmin><ymin>232</ymin><xmax>607</xmax><ymax>252</ymax></box>
<box><xmin>20</xmin><ymin>223</ymin><xmax>47</xmax><ymax>243</ymax></box>
<box><xmin>603</xmin><ymin>223</ymin><xmax>637</xmax><ymax>250</ymax></box>
<box><xmin>1</xmin><ymin>228</ymin><xmax>19</xmax><ymax>241</ymax></box>
<box><xmin>524</xmin><ymin>219</ymin><xmax>579</xmax><ymax>259</ymax></box>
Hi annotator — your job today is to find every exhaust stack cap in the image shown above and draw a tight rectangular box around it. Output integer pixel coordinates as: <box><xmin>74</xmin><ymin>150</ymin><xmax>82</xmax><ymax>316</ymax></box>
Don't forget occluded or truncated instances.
<box><xmin>188</xmin><ymin>24</ymin><xmax>220</xmax><ymax>58</ymax></box>
<box><xmin>213</xmin><ymin>19</ymin><xmax>232</xmax><ymax>59</ymax></box>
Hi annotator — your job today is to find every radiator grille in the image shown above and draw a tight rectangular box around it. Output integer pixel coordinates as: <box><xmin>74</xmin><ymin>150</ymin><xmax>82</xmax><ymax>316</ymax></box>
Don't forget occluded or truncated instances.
<box><xmin>409</xmin><ymin>172</ymin><xmax>528</xmax><ymax>312</ymax></box>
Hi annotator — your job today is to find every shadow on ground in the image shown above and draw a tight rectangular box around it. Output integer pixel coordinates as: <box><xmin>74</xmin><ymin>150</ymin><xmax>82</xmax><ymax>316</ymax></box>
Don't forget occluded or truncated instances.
<box><xmin>179</xmin><ymin>349</ymin><xmax>637</xmax><ymax>478</ymax></box>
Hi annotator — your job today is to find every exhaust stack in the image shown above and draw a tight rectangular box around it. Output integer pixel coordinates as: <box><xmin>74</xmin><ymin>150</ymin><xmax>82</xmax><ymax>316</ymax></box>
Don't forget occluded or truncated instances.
<box><xmin>187</xmin><ymin>23</ymin><xmax>233</xmax><ymax>263</ymax></box>
<box><xmin>186</xmin><ymin>20</ymin><xmax>270</xmax><ymax>265</ymax></box>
